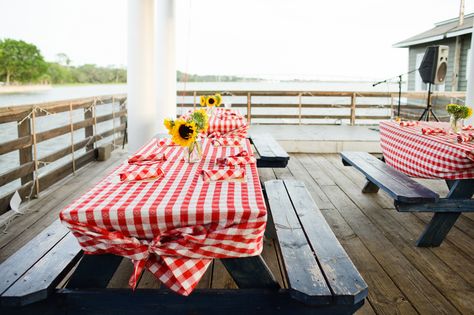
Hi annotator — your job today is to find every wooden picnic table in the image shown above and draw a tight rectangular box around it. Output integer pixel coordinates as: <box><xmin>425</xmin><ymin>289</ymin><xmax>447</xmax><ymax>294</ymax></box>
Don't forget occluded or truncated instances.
<box><xmin>342</xmin><ymin>121</ymin><xmax>474</xmax><ymax>247</ymax></box>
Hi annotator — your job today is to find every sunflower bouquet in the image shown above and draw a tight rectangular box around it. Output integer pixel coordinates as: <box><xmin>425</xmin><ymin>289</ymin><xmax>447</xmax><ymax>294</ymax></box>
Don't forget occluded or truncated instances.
<box><xmin>200</xmin><ymin>93</ymin><xmax>222</xmax><ymax>115</ymax></box>
<box><xmin>164</xmin><ymin>109</ymin><xmax>209</xmax><ymax>163</ymax></box>
<box><xmin>446</xmin><ymin>104</ymin><xmax>472</xmax><ymax>132</ymax></box>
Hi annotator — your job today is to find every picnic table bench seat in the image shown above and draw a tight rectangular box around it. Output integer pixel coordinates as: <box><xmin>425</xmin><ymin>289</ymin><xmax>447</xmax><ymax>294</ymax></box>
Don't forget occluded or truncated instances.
<box><xmin>340</xmin><ymin>151</ymin><xmax>474</xmax><ymax>247</ymax></box>
<box><xmin>249</xmin><ymin>133</ymin><xmax>289</xmax><ymax>168</ymax></box>
<box><xmin>1</xmin><ymin>181</ymin><xmax>367</xmax><ymax>315</ymax></box>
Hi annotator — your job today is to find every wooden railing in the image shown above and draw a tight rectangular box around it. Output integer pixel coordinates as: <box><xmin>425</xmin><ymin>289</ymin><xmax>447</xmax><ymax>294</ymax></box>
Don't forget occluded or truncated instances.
<box><xmin>0</xmin><ymin>94</ymin><xmax>127</xmax><ymax>215</ymax></box>
<box><xmin>176</xmin><ymin>90</ymin><xmax>466</xmax><ymax>124</ymax></box>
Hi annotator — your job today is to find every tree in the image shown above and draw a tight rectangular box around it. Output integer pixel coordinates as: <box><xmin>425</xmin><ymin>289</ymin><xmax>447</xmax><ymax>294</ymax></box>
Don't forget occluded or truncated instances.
<box><xmin>0</xmin><ymin>38</ymin><xmax>47</xmax><ymax>84</ymax></box>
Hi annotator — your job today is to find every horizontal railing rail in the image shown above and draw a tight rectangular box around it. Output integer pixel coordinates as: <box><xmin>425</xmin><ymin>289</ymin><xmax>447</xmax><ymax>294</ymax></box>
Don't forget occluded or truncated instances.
<box><xmin>0</xmin><ymin>94</ymin><xmax>127</xmax><ymax>215</ymax></box>
<box><xmin>175</xmin><ymin>90</ymin><xmax>466</xmax><ymax>125</ymax></box>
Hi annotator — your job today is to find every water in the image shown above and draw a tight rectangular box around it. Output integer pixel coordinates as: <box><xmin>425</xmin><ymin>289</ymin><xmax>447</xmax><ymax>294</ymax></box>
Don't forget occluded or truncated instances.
<box><xmin>0</xmin><ymin>81</ymin><xmax>405</xmax><ymax>107</ymax></box>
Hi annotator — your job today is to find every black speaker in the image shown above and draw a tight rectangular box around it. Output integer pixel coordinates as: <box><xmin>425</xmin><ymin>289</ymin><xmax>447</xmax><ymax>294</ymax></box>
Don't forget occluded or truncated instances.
<box><xmin>418</xmin><ymin>45</ymin><xmax>449</xmax><ymax>84</ymax></box>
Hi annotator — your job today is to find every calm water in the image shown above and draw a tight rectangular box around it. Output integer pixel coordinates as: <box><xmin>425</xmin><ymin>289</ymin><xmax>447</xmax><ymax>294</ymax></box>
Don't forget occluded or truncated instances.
<box><xmin>0</xmin><ymin>81</ymin><xmax>405</xmax><ymax>107</ymax></box>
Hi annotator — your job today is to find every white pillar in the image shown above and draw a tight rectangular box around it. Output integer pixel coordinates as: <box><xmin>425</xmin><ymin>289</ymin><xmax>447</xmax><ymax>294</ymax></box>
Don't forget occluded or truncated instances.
<box><xmin>127</xmin><ymin>0</ymin><xmax>156</xmax><ymax>153</ymax></box>
<box><xmin>466</xmin><ymin>25</ymin><xmax>474</xmax><ymax>125</ymax></box>
<box><xmin>155</xmin><ymin>0</ymin><xmax>176</xmax><ymax>132</ymax></box>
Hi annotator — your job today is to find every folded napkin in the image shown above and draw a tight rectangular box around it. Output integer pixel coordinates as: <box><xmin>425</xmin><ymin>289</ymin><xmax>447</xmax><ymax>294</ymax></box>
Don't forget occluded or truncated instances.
<box><xmin>216</xmin><ymin>150</ymin><xmax>256</xmax><ymax>166</ymax></box>
<box><xmin>119</xmin><ymin>165</ymin><xmax>164</xmax><ymax>181</ymax></box>
<box><xmin>457</xmin><ymin>133</ymin><xmax>474</xmax><ymax>143</ymax></box>
<box><xmin>157</xmin><ymin>138</ymin><xmax>177</xmax><ymax>146</ymax></box>
<box><xmin>128</xmin><ymin>153</ymin><xmax>167</xmax><ymax>165</ymax></box>
<box><xmin>212</xmin><ymin>137</ymin><xmax>242</xmax><ymax>147</ymax></box>
<box><xmin>421</xmin><ymin>127</ymin><xmax>447</xmax><ymax>135</ymax></box>
<box><xmin>462</xmin><ymin>125</ymin><xmax>474</xmax><ymax>131</ymax></box>
<box><xmin>399</xmin><ymin>121</ymin><xmax>418</xmax><ymax>127</ymax></box>
<box><xmin>202</xmin><ymin>168</ymin><xmax>246</xmax><ymax>182</ymax></box>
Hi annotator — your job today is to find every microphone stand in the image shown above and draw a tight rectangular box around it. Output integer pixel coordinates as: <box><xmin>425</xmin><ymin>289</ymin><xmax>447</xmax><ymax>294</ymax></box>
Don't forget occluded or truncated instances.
<box><xmin>373</xmin><ymin>69</ymin><xmax>418</xmax><ymax>119</ymax></box>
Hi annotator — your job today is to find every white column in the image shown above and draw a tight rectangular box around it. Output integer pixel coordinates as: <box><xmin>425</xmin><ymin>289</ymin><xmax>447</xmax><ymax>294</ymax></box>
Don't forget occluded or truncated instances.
<box><xmin>466</xmin><ymin>25</ymin><xmax>474</xmax><ymax>125</ymax></box>
<box><xmin>127</xmin><ymin>0</ymin><xmax>156</xmax><ymax>153</ymax></box>
<box><xmin>155</xmin><ymin>0</ymin><xmax>176</xmax><ymax>132</ymax></box>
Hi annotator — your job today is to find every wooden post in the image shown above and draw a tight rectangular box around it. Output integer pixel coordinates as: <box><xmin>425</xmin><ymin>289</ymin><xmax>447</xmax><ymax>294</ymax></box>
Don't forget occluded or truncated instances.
<box><xmin>193</xmin><ymin>91</ymin><xmax>197</xmax><ymax>109</ymax></box>
<box><xmin>17</xmin><ymin>115</ymin><xmax>33</xmax><ymax>185</ymax></box>
<box><xmin>85</xmin><ymin>102</ymin><xmax>94</xmax><ymax>151</ymax></box>
<box><xmin>350</xmin><ymin>93</ymin><xmax>356</xmax><ymax>125</ymax></box>
<box><xmin>69</xmin><ymin>102</ymin><xmax>76</xmax><ymax>174</ymax></box>
<box><xmin>247</xmin><ymin>93</ymin><xmax>251</xmax><ymax>123</ymax></box>
<box><xmin>31</xmin><ymin>108</ymin><xmax>40</xmax><ymax>196</ymax></box>
<box><xmin>452</xmin><ymin>0</ymin><xmax>465</xmax><ymax>91</ymax></box>
<box><xmin>111</xmin><ymin>97</ymin><xmax>116</xmax><ymax>147</ymax></box>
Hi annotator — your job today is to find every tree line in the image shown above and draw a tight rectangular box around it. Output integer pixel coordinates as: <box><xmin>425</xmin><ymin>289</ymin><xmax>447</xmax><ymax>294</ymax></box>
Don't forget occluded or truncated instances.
<box><xmin>0</xmin><ymin>38</ymin><xmax>126</xmax><ymax>85</ymax></box>
<box><xmin>0</xmin><ymin>38</ymin><xmax>259</xmax><ymax>85</ymax></box>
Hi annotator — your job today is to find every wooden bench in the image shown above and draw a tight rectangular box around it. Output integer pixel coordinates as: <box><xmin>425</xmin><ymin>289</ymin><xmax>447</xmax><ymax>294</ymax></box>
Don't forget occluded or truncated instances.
<box><xmin>249</xmin><ymin>133</ymin><xmax>289</xmax><ymax>168</ymax></box>
<box><xmin>341</xmin><ymin>151</ymin><xmax>474</xmax><ymax>247</ymax></box>
<box><xmin>1</xmin><ymin>181</ymin><xmax>367</xmax><ymax>315</ymax></box>
<box><xmin>264</xmin><ymin>179</ymin><xmax>368</xmax><ymax>312</ymax></box>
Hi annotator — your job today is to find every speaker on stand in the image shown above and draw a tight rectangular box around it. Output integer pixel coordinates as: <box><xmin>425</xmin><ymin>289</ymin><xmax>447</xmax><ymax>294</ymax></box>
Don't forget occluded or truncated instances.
<box><xmin>418</xmin><ymin>45</ymin><xmax>449</xmax><ymax>121</ymax></box>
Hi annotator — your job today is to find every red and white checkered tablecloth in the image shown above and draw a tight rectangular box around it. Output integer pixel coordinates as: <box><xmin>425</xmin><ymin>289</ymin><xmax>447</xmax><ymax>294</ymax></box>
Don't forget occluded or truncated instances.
<box><xmin>60</xmin><ymin>138</ymin><xmax>266</xmax><ymax>296</ymax></box>
<box><xmin>182</xmin><ymin>108</ymin><xmax>248</xmax><ymax>138</ymax></box>
<box><xmin>380</xmin><ymin>121</ymin><xmax>474</xmax><ymax>179</ymax></box>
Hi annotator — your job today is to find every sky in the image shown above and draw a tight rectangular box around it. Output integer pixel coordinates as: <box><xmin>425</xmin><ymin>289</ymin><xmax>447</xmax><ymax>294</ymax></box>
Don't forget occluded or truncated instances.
<box><xmin>0</xmin><ymin>0</ymin><xmax>473</xmax><ymax>81</ymax></box>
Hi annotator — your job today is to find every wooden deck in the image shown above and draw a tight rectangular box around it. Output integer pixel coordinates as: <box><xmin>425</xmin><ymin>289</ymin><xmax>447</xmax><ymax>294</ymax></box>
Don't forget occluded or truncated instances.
<box><xmin>1</xmin><ymin>150</ymin><xmax>473</xmax><ymax>314</ymax></box>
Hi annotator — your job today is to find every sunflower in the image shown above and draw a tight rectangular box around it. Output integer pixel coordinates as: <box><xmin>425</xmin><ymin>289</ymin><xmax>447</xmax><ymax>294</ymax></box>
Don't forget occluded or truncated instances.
<box><xmin>214</xmin><ymin>93</ymin><xmax>222</xmax><ymax>107</ymax></box>
<box><xmin>200</xmin><ymin>95</ymin><xmax>207</xmax><ymax>107</ymax></box>
<box><xmin>467</xmin><ymin>107</ymin><xmax>473</xmax><ymax>119</ymax></box>
<box><xmin>164</xmin><ymin>118</ymin><xmax>174</xmax><ymax>133</ymax></box>
<box><xmin>170</xmin><ymin>119</ymin><xmax>197</xmax><ymax>147</ymax></box>
<box><xmin>206</xmin><ymin>95</ymin><xmax>217</xmax><ymax>107</ymax></box>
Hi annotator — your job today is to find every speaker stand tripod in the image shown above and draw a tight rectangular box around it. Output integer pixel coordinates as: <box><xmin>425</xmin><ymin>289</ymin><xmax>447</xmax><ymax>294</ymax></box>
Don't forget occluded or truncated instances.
<box><xmin>418</xmin><ymin>83</ymin><xmax>439</xmax><ymax>121</ymax></box>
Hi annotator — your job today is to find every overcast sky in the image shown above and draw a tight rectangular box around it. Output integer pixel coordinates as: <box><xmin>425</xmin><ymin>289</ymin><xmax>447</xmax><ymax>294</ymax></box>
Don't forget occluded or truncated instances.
<box><xmin>0</xmin><ymin>0</ymin><xmax>473</xmax><ymax>80</ymax></box>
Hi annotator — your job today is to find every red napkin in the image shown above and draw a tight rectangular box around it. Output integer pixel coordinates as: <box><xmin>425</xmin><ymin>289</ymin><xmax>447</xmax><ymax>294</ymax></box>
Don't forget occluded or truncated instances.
<box><xmin>457</xmin><ymin>133</ymin><xmax>474</xmax><ymax>143</ymax></box>
<box><xmin>202</xmin><ymin>168</ymin><xmax>246</xmax><ymax>182</ymax></box>
<box><xmin>128</xmin><ymin>153</ymin><xmax>167</xmax><ymax>165</ymax></box>
<box><xmin>216</xmin><ymin>150</ymin><xmax>256</xmax><ymax>166</ymax></box>
<box><xmin>421</xmin><ymin>127</ymin><xmax>447</xmax><ymax>135</ymax></box>
<box><xmin>462</xmin><ymin>125</ymin><xmax>473</xmax><ymax>131</ymax></box>
<box><xmin>211</xmin><ymin>138</ymin><xmax>242</xmax><ymax>147</ymax></box>
<box><xmin>119</xmin><ymin>166</ymin><xmax>164</xmax><ymax>181</ymax></box>
<box><xmin>399</xmin><ymin>121</ymin><xmax>418</xmax><ymax>127</ymax></box>
<box><xmin>157</xmin><ymin>138</ymin><xmax>177</xmax><ymax>146</ymax></box>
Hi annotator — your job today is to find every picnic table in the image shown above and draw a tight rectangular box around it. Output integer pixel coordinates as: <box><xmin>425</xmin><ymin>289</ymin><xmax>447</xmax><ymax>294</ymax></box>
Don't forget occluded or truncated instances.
<box><xmin>342</xmin><ymin>121</ymin><xmax>474</xmax><ymax>247</ymax></box>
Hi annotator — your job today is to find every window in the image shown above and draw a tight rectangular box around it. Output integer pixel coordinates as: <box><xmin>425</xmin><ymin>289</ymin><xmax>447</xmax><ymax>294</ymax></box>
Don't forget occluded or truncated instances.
<box><xmin>415</xmin><ymin>53</ymin><xmax>427</xmax><ymax>91</ymax></box>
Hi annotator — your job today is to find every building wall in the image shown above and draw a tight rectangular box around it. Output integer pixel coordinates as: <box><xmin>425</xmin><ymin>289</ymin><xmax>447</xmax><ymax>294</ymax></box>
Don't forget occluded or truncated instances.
<box><xmin>407</xmin><ymin>35</ymin><xmax>470</xmax><ymax>91</ymax></box>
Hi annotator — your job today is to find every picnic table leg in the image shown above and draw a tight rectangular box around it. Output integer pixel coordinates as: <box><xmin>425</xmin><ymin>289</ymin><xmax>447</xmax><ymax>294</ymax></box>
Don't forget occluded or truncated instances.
<box><xmin>220</xmin><ymin>255</ymin><xmax>280</xmax><ymax>289</ymax></box>
<box><xmin>416</xmin><ymin>179</ymin><xmax>474</xmax><ymax>247</ymax></box>
<box><xmin>66</xmin><ymin>254</ymin><xmax>123</xmax><ymax>288</ymax></box>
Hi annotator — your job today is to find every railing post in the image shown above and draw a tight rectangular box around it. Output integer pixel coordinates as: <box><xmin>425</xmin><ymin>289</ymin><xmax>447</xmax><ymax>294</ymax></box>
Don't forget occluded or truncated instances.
<box><xmin>247</xmin><ymin>93</ymin><xmax>251</xmax><ymax>123</ymax></box>
<box><xmin>85</xmin><ymin>102</ymin><xmax>94</xmax><ymax>151</ymax></box>
<box><xmin>298</xmin><ymin>93</ymin><xmax>302</xmax><ymax>125</ymax></box>
<box><xmin>193</xmin><ymin>91</ymin><xmax>197</xmax><ymax>109</ymax></box>
<box><xmin>17</xmin><ymin>115</ymin><xmax>33</xmax><ymax>185</ymax></box>
<box><xmin>350</xmin><ymin>93</ymin><xmax>356</xmax><ymax>125</ymax></box>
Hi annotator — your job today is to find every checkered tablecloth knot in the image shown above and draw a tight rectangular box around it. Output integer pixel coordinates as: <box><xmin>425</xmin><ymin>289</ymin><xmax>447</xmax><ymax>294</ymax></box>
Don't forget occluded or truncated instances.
<box><xmin>119</xmin><ymin>165</ymin><xmax>165</xmax><ymax>181</ymax></box>
<box><xmin>399</xmin><ymin>121</ymin><xmax>418</xmax><ymax>127</ymax></box>
<box><xmin>216</xmin><ymin>150</ymin><xmax>257</xmax><ymax>166</ymax></box>
<box><xmin>202</xmin><ymin>168</ymin><xmax>246</xmax><ymax>182</ymax></box>
<box><xmin>457</xmin><ymin>133</ymin><xmax>474</xmax><ymax>143</ymax></box>
<box><xmin>421</xmin><ymin>127</ymin><xmax>447</xmax><ymax>135</ymax></box>
<box><xmin>128</xmin><ymin>153</ymin><xmax>167</xmax><ymax>165</ymax></box>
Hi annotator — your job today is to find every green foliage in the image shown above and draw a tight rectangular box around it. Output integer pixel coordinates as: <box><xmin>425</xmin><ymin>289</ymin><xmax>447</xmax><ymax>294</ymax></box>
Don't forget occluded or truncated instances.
<box><xmin>177</xmin><ymin>70</ymin><xmax>262</xmax><ymax>82</ymax></box>
<box><xmin>446</xmin><ymin>103</ymin><xmax>472</xmax><ymax>120</ymax></box>
<box><xmin>46</xmin><ymin>63</ymin><xmax>126</xmax><ymax>84</ymax></box>
<box><xmin>0</xmin><ymin>38</ymin><xmax>47</xmax><ymax>84</ymax></box>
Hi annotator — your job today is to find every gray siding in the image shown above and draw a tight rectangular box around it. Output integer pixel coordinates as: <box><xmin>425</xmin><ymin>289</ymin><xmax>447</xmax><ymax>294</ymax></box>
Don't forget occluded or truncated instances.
<box><xmin>407</xmin><ymin>36</ymin><xmax>470</xmax><ymax>91</ymax></box>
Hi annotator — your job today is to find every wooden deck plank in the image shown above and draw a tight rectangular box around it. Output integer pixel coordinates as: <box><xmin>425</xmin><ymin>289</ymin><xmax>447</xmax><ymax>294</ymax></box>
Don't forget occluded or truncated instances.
<box><xmin>323</xmin><ymin>155</ymin><xmax>474</xmax><ymax>313</ymax></box>
<box><xmin>1</xmin><ymin>153</ymin><xmax>472</xmax><ymax>315</ymax></box>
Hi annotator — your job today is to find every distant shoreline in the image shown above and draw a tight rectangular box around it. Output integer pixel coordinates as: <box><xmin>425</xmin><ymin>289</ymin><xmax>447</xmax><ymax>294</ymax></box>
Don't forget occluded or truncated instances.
<box><xmin>0</xmin><ymin>84</ymin><xmax>52</xmax><ymax>94</ymax></box>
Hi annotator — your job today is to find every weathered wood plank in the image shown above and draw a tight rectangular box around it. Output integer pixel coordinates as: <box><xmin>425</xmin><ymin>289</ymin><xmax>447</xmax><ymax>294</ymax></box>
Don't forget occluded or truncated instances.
<box><xmin>220</xmin><ymin>256</ymin><xmax>279</xmax><ymax>289</ymax></box>
<box><xmin>341</xmin><ymin>151</ymin><xmax>439</xmax><ymax>203</ymax></box>
<box><xmin>0</xmin><ymin>220</ymin><xmax>69</xmax><ymax>295</ymax></box>
<box><xmin>284</xmin><ymin>180</ymin><xmax>368</xmax><ymax>305</ymax></box>
<box><xmin>1</xmin><ymin>233</ymin><xmax>82</xmax><ymax>307</ymax></box>
<box><xmin>250</xmin><ymin>134</ymin><xmax>289</xmax><ymax>168</ymax></box>
<box><xmin>264</xmin><ymin>179</ymin><xmax>332</xmax><ymax>304</ymax></box>
<box><xmin>17</xmin><ymin>118</ymin><xmax>33</xmax><ymax>185</ymax></box>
